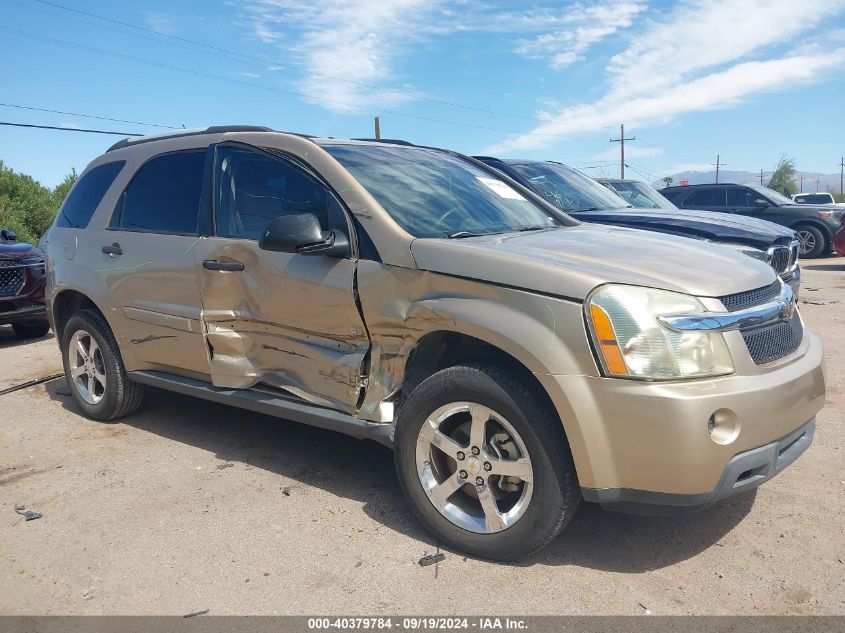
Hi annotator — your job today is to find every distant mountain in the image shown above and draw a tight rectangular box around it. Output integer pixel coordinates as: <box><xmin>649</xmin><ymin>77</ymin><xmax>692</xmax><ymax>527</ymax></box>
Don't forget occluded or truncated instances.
<box><xmin>656</xmin><ymin>170</ymin><xmax>842</xmax><ymax>193</ymax></box>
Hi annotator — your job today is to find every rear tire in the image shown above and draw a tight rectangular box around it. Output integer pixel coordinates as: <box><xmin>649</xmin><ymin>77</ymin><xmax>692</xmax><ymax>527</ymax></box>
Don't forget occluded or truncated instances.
<box><xmin>394</xmin><ymin>363</ymin><xmax>580</xmax><ymax>561</ymax></box>
<box><xmin>795</xmin><ymin>225</ymin><xmax>825</xmax><ymax>258</ymax></box>
<box><xmin>12</xmin><ymin>320</ymin><xmax>50</xmax><ymax>339</ymax></box>
<box><xmin>61</xmin><ymin>309</ymin><xmax>144</xmax><ymax>421</ymax></box>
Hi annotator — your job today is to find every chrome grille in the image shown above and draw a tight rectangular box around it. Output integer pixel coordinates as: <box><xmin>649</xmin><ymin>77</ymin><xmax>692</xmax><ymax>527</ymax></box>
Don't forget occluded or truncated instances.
<box><xmin>789</xmin><ymin>240</ymin><xmax>800</xmax><ymax>268</ymax></box>
<box><xmin>719</xmin><ymin>280</ymin><xmax>781</xmax><ymax>312</ymax></box>
<box><xmin>719</xmin><ymin>280</ymin><xmax>803</xmax><ymax>365</ymax></box>
<box><xmin>0</xmin><ymin>265</ymin><xmax>25</xmax><ymax>297</ymax></box>
<box><xmin>767</xmin><ymin>246</ymin><xmax>790</xmax><ymax>274</ymax></box>
<box><xmin>741</xmin><ymin>314</ymin><xmax>803</xmax><ymax>364</ymax></box>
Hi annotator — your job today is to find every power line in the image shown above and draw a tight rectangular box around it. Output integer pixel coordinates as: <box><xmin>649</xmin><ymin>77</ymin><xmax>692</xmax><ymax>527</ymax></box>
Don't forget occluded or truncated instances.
<box><xmin>1</xmin><ymin>26</ymin><xmax>567</xmax><ymax>138</ymax></box>
<box><xmin>0</xmin><ymin>121</ymin><xmax>142</xmax><ymax>135</ymax></box>
<box><xmin>20</xmin><ymin>0</ymin><xmax>546</xmax><ymax>124</ymax></box>
<box><xmin>0</xmin><ymin>103</ymin><xmax>177</xmax><ymax>129</ymax></box>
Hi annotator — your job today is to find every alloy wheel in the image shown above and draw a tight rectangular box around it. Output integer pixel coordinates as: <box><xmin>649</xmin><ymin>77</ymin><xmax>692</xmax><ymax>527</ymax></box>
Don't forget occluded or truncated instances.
<box><xmin>796</xmin><ymin>230</ymin><xmax>816</xmax><ymax>256</ymax></box>
<box><xmin>68</xmin><ymin>329</ymin><xmax>107</xmax><ymax>405</ymax></box>
<box><xmin>415</xmin><ymin>402</ymin><xmax>534</xmax><ymax>534</ymax></box>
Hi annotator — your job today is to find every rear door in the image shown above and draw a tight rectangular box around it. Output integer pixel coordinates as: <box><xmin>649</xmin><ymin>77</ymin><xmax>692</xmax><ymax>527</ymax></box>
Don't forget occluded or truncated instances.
<box><xmin>194</xmin><ymin>142</ymin><xmax>370</xmax><ymax>413</ymax></box>
<box><xmin>103</xmin><ymin>148</ymin><xmax>212</xmax><ymax>375</ymax></box>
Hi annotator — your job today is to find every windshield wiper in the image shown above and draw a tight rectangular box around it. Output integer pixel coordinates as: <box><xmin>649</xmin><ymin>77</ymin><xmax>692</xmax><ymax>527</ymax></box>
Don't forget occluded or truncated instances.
<box><xmin>445</xmin><ymin>231</ymin><xmax>484</xmax><ymax>239</ymax></box>
<box><xmin>570</xmin><ymin>207</ymin><xmax>600</xmax><ymax>212</ymax></box>
<box><xmin>515</xmin><ymin>225</ymin><xmax>552</xmax><ymax>232</ymax></box>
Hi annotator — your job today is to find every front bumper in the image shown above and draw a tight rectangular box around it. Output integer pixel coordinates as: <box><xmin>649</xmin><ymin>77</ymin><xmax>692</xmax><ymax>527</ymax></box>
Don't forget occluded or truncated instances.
<box><xmin>535</xmin><ymin>330</ymin><xmax>825</xmax><ymax>502</ymax></box>
<box><xmin>582</xmin><ymin>417</ymin><xmax>815</xmax><ymax>514</ymax></box>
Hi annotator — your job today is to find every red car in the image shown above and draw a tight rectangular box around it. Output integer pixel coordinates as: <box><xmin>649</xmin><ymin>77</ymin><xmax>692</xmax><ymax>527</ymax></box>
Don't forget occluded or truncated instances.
<box><xmin>834</xmin><ymin>215</ymin><xmax>845</xmax><ymax>257</ymax></box>
<box><xmin>0</xmin><ymin>228</ymin><xmax>50</xmax><ymax>339</ymax></box>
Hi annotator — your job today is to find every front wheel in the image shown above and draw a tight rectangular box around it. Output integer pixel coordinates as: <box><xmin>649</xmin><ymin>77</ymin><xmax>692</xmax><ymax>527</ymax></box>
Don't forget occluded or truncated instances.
<box><xmin>795</xmin><ymin>225</ymin><xmax>825</xmax><ymax>258</ymax></box>
<box><xmin>394</xmin><ymin>363</ymin><xmax>580</xmax><ymax>561</ymax></box>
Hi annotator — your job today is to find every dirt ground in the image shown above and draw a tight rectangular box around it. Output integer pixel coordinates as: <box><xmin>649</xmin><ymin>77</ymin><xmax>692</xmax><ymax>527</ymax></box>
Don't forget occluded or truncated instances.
<box><xmin>0</xmin><ymin>256</ymin><xmax>842</xmax><ymax>616</ymax></box>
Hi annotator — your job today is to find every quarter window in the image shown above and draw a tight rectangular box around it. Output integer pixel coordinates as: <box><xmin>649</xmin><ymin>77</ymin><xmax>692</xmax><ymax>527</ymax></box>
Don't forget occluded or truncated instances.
<box><xmin>55</xmin><ymin>161</ymin><xmax>124</xmax><ymax>229</ymax></box>
<box><xmin>111</xmin><ymin>150</ymin><xmax>206</xmax><ymax>234</ymax></box>
<box><xmin>214</xmin><ymin>146</ymin><xmax>345</xmax><ymax>240</ymax></box>
<box><xmin>688</xmin><ymin>188</ymin><xmax>725</xmax><ymax>206</ymax></box>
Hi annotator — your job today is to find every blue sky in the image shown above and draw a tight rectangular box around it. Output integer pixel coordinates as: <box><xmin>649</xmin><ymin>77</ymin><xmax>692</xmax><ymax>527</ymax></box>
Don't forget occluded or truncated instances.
<box><xmin>2</xmin><ymin>0</ymin><xmax>844</xmax><ymax>187</ymax></box>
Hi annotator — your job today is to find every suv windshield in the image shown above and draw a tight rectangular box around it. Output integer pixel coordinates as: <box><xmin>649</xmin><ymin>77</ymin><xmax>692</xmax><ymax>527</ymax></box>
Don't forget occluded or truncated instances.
<box><xmin>750</xmin><ymin>185</ymin><xmax>793</xmax><ymax>206</ymax></box>
<box><xmin>603</xmin><ymin>180</ymin><xmax>677</xmax><ymax>210</ymax></box>
<box><xmin>505</xmin><ymin>161</ymin><xmax>628</xmax><ymax>212</ymax></box>
<box><xmin>322</xmin><ymin>144</ymin><xmax>562</xmax><ymax>238</ymax></box>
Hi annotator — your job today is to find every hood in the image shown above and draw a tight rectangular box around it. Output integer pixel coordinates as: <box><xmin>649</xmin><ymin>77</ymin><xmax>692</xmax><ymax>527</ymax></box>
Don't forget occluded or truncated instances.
<box><xmin>410</xmin><ymin>224</ymin><xmax>776</xmax><ymax>301</ymax></box>
<box><xmin>0</xmin><ymin>241</ymin><xmax>42</xmax><ymax>260</ymax></box>
<box><xmin>570</xmin><ymin>207</ymin><xmax>794</xmax><ymax>247</ymax></box>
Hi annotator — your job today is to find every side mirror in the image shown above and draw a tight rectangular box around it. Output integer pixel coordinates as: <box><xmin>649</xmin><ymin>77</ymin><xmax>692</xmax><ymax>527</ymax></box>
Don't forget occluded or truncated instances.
<box><xmin>258</xmin><ymin>213</ymin><xmax>350</xmax><ymax>258</ymax></box>
<box><xmin>753</xmin><ymin>198</ymin><xmax>768</xmax><ymax>207</ymax></box>
<box><xmin>0</xmin><ymin>228</ymin><xmax>17</xmax><ymax>242</ymax></box>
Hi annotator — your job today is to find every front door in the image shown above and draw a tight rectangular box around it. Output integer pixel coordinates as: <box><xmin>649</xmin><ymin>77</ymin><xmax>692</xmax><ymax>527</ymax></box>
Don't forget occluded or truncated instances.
<box><xmin>195</xmin><ymin>143</ymin><xmax>370</xmax><ymax>413</ymax></box>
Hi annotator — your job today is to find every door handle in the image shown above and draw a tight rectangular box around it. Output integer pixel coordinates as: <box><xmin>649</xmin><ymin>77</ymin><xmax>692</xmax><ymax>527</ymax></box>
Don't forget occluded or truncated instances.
<box><xmin>203</xmin><ymin>259</ymin><xmax>245</xmax><ymax>272</ymax></box>
<box><xmin>102</xmin><ymin>243</ymin><xmax>123</xmax><ymax>256</ymax></box>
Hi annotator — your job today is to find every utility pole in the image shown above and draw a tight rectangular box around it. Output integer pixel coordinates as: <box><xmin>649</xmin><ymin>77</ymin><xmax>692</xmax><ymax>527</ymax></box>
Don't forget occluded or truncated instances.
<box><xmin>816</xmin><ymin>178</ymin><xmax>820</xmax><ymax>192</ymax></box>
<box><xmin>609</xmin><ymin>123</ymin><xmax>635</xmax><ymax>179</ymax></box>
<box><xmin>711</xmin><ymin>154</ymin><xmax>726</xmax><ymax>183</ymax></box>
<box><xmin>799</xmin><ymin>174</ymin><xmax>803</xmax><ymax>193</ymax></box>
<box><xmin>374</xmin><ymin>116</ymin><xmax>381</xmax><ymax>140</ymax></box>
<box><xmin>840</xmin><ymin>157</ymin><xmax>844</xmax><ymax>195</ymax></box>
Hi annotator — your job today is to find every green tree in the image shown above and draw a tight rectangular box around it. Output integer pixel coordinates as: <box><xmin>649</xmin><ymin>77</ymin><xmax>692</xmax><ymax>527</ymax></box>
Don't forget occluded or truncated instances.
<box><xmin>662</xmin><ymin>176</ymin><xmax>674</xmax><ymax>187</ymax></box>
<box><xmin>766</xmin><ymin>156</ymin><xmax>797</xmax><ymax>195</ymax></box>
<box><xmin>0</xmin><ymin>161</ymin><xmax>77</xmax><ymax>245</ymax></box>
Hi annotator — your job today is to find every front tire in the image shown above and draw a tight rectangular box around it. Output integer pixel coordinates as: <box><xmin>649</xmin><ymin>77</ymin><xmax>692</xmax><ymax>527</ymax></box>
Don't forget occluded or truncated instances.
<box><xmin>12</xmin><ymin>320</ymin><xmax>50</xmax><ymax>339</ymax></box>
<box><xmin>61</xmin><ymin>309</ymin><xmax>144</xmax><ymax>421</ymax></box>
<box><xmin>394</xmin><ymin>363</ymin><xmax>579</xmax><ymax>561</ymax></box>
<box><xmin>795</xmin><ymin>225</ymin><xmax>825</xmax><ymax>258</ymax></box>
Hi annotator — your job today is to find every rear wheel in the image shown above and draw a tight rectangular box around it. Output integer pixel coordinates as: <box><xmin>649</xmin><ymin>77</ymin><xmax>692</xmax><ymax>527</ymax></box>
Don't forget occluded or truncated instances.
<box><xmin>394</xmin><ymin>363</ymin><xmax>579</xmax><ymax>561</ymax></box>
<box><xmin>12</xmin><ymin>320</ymin><xmax>50</xmax><ymax>339</ymax></box>
<box><xmin>61</xmin><ymin>309</ymin><xmax>144</xmax><ymax>420</ymax></box>
<box><xmin>795</xmin><ymin>225</ymin><xmax>825</xmax><ymax>258</ymax></box>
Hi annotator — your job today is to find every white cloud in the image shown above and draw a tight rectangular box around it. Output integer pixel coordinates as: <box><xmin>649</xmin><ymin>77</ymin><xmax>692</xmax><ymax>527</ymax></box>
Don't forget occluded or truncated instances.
<box><xmin>240</xmin><ymin>0</ymin><xmax>434</xmax><ymax>111</ymax></box>
<box><xmin>490</xmin><ymin>0</ymin><xmax>845</xmax><ymax>153</ymax></box>
<box><xmin>516</xmin><ymin>2</ymin><xmax>645</xmax><ymax>69</ymax></box>
<box><xmin>238</xmin><ymin>0</ymin><xmax>648</xmax><ymax>112</ymax></box>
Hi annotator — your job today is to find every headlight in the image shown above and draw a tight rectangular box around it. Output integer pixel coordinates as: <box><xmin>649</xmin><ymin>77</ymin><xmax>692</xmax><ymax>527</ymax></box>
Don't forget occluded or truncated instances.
<box><xmin>586</xmin><ymin>284</ymin><xmax>734</xmax><ymax>380</ymax></box>
<box><xmin>718</xmin><ymin>242</ymin><xmax>767</xmax><ymax>261</ymax></box>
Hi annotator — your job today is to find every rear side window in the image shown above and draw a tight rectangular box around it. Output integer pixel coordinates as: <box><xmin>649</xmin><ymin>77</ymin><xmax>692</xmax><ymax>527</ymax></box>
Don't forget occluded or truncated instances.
<box><xmin>55</xmin><ymin>161</ymin><xmax>124</xmax><ymax>228</ymax></box>
<box><xmin>688</xmin><ymin>188</ymin><xmax>726</xmax><ymax>206</ymax></box>
<box><xmin>111</xmin><ymin>150</ymin><xmax>206</xmax><ymax>234</ymax></box>
<box><xmin>794</xmin><ymin>194</ymin><xmax>831</xmax><ymax>204</ymax></box>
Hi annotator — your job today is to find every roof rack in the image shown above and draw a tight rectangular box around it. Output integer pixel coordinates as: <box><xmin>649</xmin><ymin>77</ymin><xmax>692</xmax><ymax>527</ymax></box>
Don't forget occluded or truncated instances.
<box><xmin>350</xmin><ymin>138</ymin><xmax>416</xmax><ymax>146</ymax></box>
<box><xmin>106</xmin><ymin>125</ymin><xmax>278</xmax><ymax>152</ymax></box>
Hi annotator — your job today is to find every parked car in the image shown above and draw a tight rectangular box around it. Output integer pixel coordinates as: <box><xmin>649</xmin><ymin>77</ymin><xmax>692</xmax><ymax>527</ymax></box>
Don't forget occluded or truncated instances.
<box><xmin>474</xmin><ymin>159</ymin><xmax>800</xmax><ymax>295</ymax></box>
<box><xmin>661</xmin><ymin>183</ymin><xmax>844</xmax><ymax>258</ymax></box>
<box><xmin>791</xmin><ymin>192</ymin><xmax>845</xmax><ymax>207</ymax></box>
<box><xmin>42</xmin><ymin>127</ymin><xmax>824</xmax><ymax>560</ymax></box>
<box><xmin>833</xmin><ymin>214</ymin><xmax>845</xmax><ymax>257</ymax></box>
<box><xmin>0</xmin><ymin>228</ymin><xmax>50</xmax><ymax>339</ymax></box>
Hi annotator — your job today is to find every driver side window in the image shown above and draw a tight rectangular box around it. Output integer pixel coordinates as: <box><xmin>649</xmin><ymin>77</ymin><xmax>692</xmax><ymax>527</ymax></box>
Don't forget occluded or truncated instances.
<box><xmin>214</xmin><ymin>145</ymin><xmax>345</xmax><ymax>240</ymax></box>
<box><xmin>726</xmin><ymin>188</ymin><xmax>757</xmax><ymax>207</ymax></box>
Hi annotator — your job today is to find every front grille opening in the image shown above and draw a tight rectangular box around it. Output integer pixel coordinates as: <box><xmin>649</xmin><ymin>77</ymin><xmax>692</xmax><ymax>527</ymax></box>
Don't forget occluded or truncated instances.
<box><xmin>742</xmin><ymin>314</ymin><xmax>803</xmax><ymax>364</ymax></box>
<box><xmin>719</xmin><ymin>280</ymin><xmax>781</xmax><ymax>312</ymax></box>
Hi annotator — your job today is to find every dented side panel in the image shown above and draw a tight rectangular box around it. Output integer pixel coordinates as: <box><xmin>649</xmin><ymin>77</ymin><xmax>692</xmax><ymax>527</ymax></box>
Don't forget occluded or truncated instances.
<box><xmin>194</xmin><ymin>237</ymin><xmax>370</xmax><ymax>413</ymax></box>
<box><xmin>355</xmin><ymin>260</ymin><xmax>598</xmax><ymax>421</ymax></box>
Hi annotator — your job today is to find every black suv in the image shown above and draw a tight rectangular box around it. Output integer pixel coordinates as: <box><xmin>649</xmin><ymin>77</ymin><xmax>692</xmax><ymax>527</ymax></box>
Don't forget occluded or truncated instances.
<box><xmin>661</xmin><ymin>183</ymin><xmax>843</xmax><ymax>258</ymax></box>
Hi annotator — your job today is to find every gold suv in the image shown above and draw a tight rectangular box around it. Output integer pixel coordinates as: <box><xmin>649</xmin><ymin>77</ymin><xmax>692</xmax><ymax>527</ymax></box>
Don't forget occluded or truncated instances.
<box><xmin>42</xmin><ymin>127</ymin><xmax>825</xmax><ymax>560</ymax></box>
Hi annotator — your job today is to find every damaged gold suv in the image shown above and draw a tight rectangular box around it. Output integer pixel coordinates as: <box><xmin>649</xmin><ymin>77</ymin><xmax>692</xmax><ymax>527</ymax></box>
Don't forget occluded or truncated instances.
<box><xmin>42</xmin><ymin>127</ymin><xmax>825</xmax><ymax>560</ymax></box>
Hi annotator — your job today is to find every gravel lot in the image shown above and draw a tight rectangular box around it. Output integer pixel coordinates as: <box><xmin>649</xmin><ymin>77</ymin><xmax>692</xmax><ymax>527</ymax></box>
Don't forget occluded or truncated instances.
<box><xmin>1</xmin><ymin>256</ymin><xmax>842</xmax><ymax>615</ymax></box>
